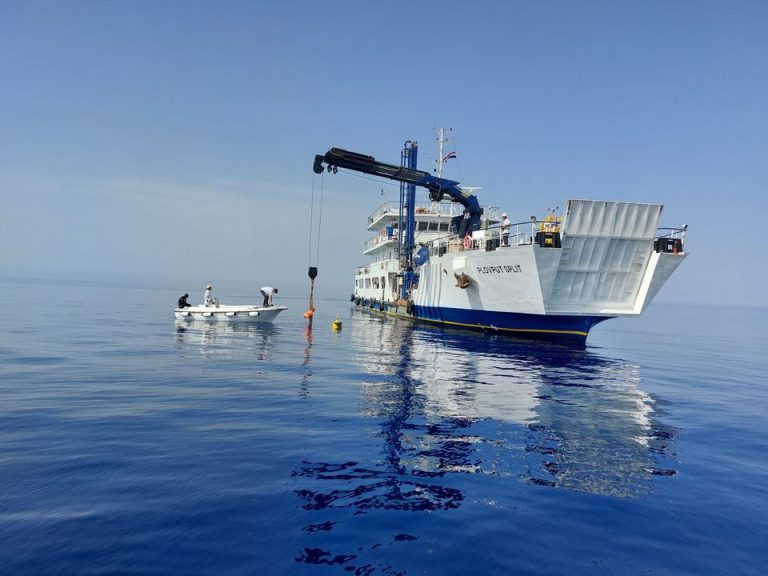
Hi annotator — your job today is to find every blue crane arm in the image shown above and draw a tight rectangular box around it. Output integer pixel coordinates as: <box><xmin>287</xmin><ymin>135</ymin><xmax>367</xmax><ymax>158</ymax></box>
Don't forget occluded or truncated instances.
<box><xmin>313</xmin><ymin>148</ymin><xmax>483</xmax><ymax>234</ymax></box>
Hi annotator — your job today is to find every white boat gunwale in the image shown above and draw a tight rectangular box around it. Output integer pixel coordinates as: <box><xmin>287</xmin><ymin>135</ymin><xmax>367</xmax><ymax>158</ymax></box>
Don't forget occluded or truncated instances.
<box><xmin>174</xmin><ymin>304</ymin><xmax>288</xmax><ymax>323</ymax></box>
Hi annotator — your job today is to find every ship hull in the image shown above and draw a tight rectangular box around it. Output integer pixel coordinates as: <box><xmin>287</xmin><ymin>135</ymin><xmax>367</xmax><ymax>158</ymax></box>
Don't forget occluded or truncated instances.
<box><xmin>352</xmin><ymin>297</ymin><xmax>610</xmax><ymax>344</ymax></box>
<box><xmin>413</xmin><ymin>305</ymin><xmax>610</xmax><ymax>338</ymax></box>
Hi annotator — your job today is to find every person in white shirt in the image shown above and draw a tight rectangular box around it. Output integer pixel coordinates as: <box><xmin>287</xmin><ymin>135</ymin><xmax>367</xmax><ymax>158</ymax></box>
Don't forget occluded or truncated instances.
<box><xmin>501</xmin><ymin>213</ymin><xmax>511</xmax><ymax>246</ymax></box>
<box><xmin>204</xmin><ymin>284</ymin><xmax>214</xmax><ymax>307</ymax></box>
<box><xmin>260</xmin><ymin>286</ymin><xmax>278</xmax><ymax>307</ymax></box>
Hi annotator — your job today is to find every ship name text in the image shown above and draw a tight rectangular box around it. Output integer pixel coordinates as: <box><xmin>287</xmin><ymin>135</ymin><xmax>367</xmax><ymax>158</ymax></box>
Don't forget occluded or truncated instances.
<box><xmin>476</xmin><ymin>264</ymin><xmax>523</xmax><ymax>274</ymax></box>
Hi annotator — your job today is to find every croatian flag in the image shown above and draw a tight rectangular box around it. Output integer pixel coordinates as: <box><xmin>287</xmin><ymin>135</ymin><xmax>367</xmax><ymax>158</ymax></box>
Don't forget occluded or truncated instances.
<box><xmin>442</xmin><ymin>151</ymin><xmax>457</xmax><ymax>162</ymax></box>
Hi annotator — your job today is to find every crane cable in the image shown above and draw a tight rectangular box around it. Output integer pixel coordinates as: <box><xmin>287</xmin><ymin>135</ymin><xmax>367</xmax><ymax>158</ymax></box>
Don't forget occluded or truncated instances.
<box><xmin>305</xmin><ymin>173</ymin><xmax>323</xmax><ymax>327</ymax></box>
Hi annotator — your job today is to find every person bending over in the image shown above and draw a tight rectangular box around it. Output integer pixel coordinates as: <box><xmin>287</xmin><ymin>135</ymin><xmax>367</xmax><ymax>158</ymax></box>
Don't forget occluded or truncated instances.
<box><xmin>260</xmin><ymin>286</ymin><xmax>278</xmax><ymax>307</ymax></box>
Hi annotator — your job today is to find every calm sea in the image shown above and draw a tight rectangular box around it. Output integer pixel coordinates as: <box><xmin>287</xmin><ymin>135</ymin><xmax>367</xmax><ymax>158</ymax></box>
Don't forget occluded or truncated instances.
<box><xmin>1</xmin><ymin>279</ymin><xmax>766</xmax><ymax>575</ymax></box>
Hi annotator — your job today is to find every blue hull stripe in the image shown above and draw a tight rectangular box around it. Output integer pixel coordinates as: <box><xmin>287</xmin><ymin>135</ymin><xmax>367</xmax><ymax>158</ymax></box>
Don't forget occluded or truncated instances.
<box><xmin>413</xmin><ymin>305</ymin><xmax>607</xmax><ymax>337</ymax></box>
<box><xmin>354</xmin><ymin>299</ymin><xmax>610</xmax><ymax>340</ymax></box>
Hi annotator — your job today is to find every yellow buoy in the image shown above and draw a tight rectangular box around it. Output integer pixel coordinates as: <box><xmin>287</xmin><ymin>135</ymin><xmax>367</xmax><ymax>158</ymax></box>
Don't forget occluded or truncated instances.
<box><xmin>332</xmin><ymin>314</ymin><xmax>342</xmax><ymax>331</ymax></box>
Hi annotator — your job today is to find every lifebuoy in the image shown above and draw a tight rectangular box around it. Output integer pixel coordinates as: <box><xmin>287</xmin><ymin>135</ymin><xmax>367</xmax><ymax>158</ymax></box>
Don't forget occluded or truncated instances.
<box><xmin>463</xmin><ymin>235</ymin><xmax>472</xmax><ymax>250</ymax></box>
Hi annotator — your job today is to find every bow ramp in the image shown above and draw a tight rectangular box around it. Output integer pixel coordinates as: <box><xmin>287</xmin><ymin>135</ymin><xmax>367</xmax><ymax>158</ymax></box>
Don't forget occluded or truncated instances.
<box><xmin>545</xmin><ymin>200</ymin><xmax>684</xmax><ymax>315</ymax></box>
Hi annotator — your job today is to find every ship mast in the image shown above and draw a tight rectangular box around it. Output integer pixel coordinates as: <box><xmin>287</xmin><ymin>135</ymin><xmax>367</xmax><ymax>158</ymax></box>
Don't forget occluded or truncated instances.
<box><xmin>435</xmin><ymin>127</ymin><xmax>452</xmax><ymax>178</ymax></box>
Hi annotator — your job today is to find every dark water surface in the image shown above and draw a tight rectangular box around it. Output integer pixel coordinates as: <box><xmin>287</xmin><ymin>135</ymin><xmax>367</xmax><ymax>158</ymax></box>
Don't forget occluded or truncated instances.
<box><xmin>1</xmin><ymin>279</ymin><xmax>766</xmax><ymax>575</ymax></box>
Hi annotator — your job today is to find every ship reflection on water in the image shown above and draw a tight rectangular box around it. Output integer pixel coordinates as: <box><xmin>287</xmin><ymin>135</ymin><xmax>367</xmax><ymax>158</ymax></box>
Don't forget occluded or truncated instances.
<box><xmin>294</xmin><ymin>309</ymin><xmax>677</xmax><ymax>508</ymax></box>
<box><xmin>293</xmin><ymin>312</ymin><xmax>679</xmax><ymax>570</ymax></box>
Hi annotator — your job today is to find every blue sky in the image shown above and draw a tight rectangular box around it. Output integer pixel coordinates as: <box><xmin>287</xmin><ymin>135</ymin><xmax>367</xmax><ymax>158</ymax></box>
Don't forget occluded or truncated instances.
<box><xmin>1</xmin><ymin>1</ymin><xmax>766</xmax><ymax>305</ymax></box>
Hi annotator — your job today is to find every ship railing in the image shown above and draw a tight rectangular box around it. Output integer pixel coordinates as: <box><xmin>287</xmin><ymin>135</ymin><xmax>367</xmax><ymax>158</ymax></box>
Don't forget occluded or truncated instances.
<box><xmin>368</xmin><ymin>201</ymin><xmax>396</xmax><ymax>226</ymax></box>
<box><xmin>412</xmin><ymin>220</ymin><xmax>689</xmax><ymax>257</ymax></box>
<box><xmin>364</xmin><ymin>230</ymin><xmax>398</xmax><ymax>251</ymax></box>
<box><xmin>419</xmin><ymin>219</ymin><xmax>538</xmax><ymax>256</ymax></box>
<box><xmin>653</xmin><ymin>225</ymin><xmax>688</xmax><ymax>253</ymax></box>
<box><xmin>412</xmin><ymin>201</ymin><xmax>464</xmax><ymax>217</ymax></box>
<box><xmin>656</xmin><ymin>226</ymin><xmax>687</xmax><ymax>240</ymax></box>
<box><xmin>504</xmin><ymin>220</ymin><xmax>539</xmax><ymax>246</ymax></box>
<box><xmin>366</xmin><ymin>226</ymin><xmax>472</xmax><ymax>253</ymax></box>
<box><xmin>368</xmin><ymin>200</ymin><xmax>465</xmax><ymax>227</ymax></box>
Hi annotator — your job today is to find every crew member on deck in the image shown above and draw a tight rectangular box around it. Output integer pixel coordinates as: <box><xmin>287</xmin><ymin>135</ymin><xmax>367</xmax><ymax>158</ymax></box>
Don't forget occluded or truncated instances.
<box><xmin>260</xmin><ymin>286</ymin><xmax>278</xmax><ymax>307</ymax></box>
<box><xmin>501</xmin><ymin>213</ymin><xmax>511</xmax><ymax>246</ymax></box>
<box><xmin>204</xmin><ymin>285</ymin><xmax>214</xmax><ymax>307</ymax></box>
<box><xmin>178</xmin><ymin>293</ymin><xmax>191</xmax><ymax>308</ymax></box>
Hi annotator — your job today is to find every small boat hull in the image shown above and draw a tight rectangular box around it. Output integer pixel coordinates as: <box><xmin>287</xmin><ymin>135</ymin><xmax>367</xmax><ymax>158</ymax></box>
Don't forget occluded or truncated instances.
<box><xmin>174</xmin><ymin>305</ymin><xmax>287</xmax><ymax>324</ymax></box>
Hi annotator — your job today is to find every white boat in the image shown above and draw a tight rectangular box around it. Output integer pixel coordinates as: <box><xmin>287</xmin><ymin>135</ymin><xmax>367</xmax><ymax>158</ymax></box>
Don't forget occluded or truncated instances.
<box><xmin>314</xmin><ymin>129</ymin><xmax>688</xmax><ymax>344</ymax></box>
<box><xmin>174</xmin><ymin>304</ymin><xmax>287</xmax><ymax>323</ymax></box>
